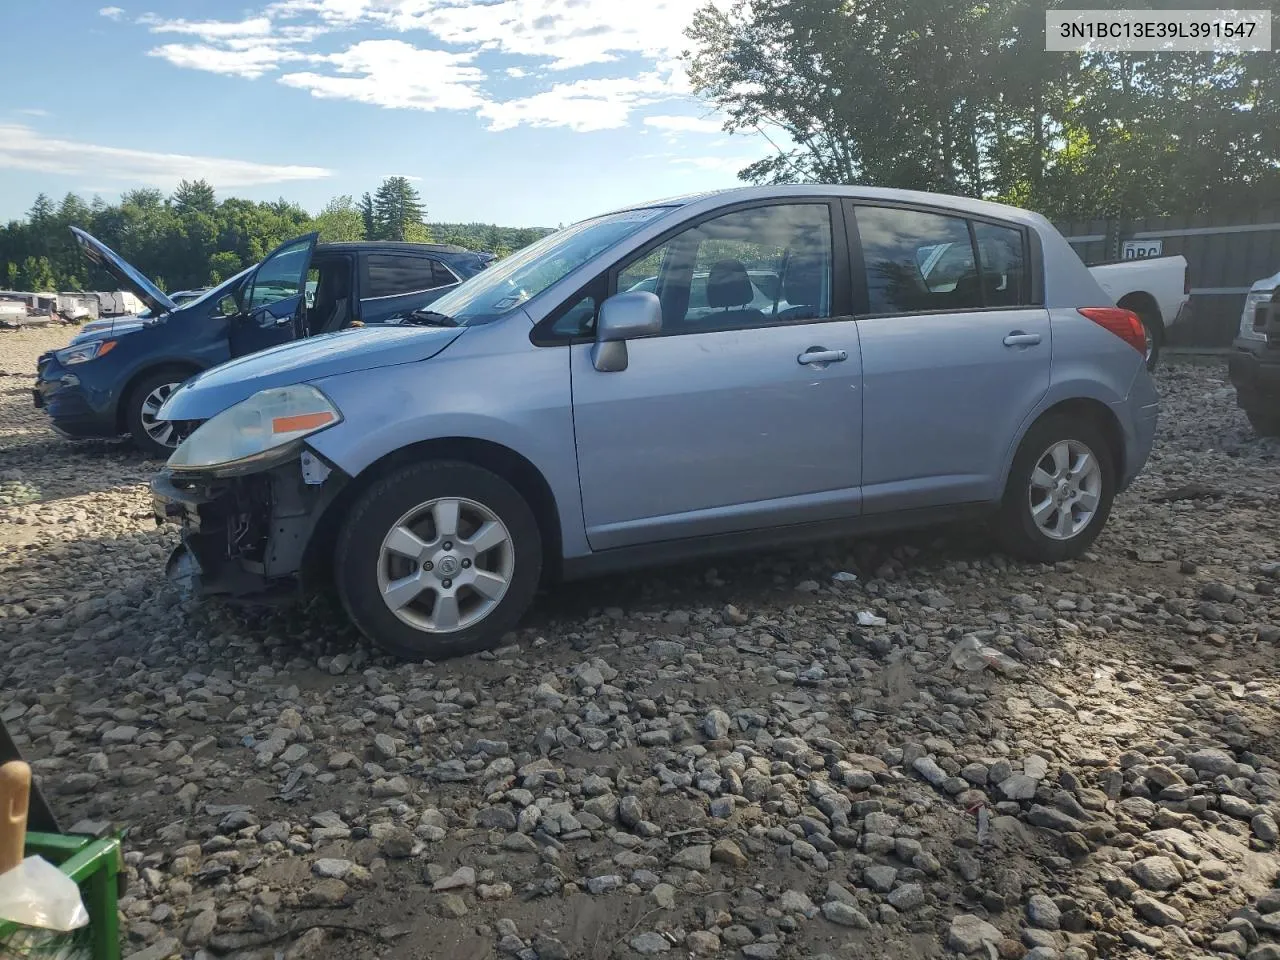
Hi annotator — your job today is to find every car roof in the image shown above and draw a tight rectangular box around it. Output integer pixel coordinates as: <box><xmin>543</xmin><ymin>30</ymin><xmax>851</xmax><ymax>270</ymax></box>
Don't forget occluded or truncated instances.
<box><xmin>599</xmin><ymin>185</ymin><xmax>1046</xmax><ymax>228</ymax></box>
<box><xmin>316</xmin><ymin>241</ymin><xmax>472</xmax><ymax>255</ymax></box>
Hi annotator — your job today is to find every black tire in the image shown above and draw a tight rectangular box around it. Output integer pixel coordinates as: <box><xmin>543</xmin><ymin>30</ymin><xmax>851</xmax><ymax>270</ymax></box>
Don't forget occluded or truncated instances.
<box><xmin>124</xmin><ymin>367</ymin><xmax>190</xmax><ymax>459</ymax></box>
<box><xmin>335</xmin><ymin>460</ymin><xmax>542</xmax><ymax>660</ymax></box>
<box><xmin>996</xmin><ymin>415</ymin><xmax>1116</xmax><ymax>563</ymax></box>
<box><xmin>1139</xmin><ymin>313</ymin><xmax>1162</xmax><ymax>371</ymax></box>
<box><xmin>1245</xmin><ymin>408</ymin><xmax>1280</xmax><ymax>438</ymax></box>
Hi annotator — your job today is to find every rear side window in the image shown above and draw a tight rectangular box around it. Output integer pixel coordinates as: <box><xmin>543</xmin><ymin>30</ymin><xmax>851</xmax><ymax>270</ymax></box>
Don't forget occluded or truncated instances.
<box><xmin>973</xmin><ymin>221</ymin><xmax>1027</xmax><ymax>307</ymax></box>
<box><xmin>364</xmin><ymin>254</ymin><xmax>436</xmax><ymax>298</ymax></box>
<box><xmin>856</xmin><ymin>206</ymin><xmax>980</xmax><ymax>314</ymax></box>
<box><xmin>854</xmin><ymin>206</ymin><xmax>1030</xmax><ymax>314</ymax></box>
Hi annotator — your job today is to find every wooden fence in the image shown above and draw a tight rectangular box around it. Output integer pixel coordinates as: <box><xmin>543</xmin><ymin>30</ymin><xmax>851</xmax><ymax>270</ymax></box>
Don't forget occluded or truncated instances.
<box><xmin>1053</xmin><ymin>209</ymin><xmax>1280</xmax><ymax>347</ymax></box>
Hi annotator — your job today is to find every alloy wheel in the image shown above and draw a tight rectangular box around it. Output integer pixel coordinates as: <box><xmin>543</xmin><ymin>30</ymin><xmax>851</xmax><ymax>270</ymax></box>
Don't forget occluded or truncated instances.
<box><xmin>1027</xmin><ymin>438</ymin><xmax>1103</xmax><ymax>541</ymax></box>
<box><xmin>375</xmin><ymin>497</ymin><xmax>515</xmax><ymax>633</ymax></box>
<box><xmin>139</xmin><ymin>382</ymin><xmax>181</xmax><ymax>448</ymax></box>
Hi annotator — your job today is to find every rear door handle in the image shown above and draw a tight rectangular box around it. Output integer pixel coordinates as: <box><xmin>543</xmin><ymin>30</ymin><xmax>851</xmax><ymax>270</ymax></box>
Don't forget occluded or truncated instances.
<box><xmin>798</xmin><ymin>348</ymin><xmax>848</xmax><ymax>365</ymax></box>
<box><xmin>1003</xmin><ymin>332</ymin><xmax>1042</xmax><ymax>347</ymax></box>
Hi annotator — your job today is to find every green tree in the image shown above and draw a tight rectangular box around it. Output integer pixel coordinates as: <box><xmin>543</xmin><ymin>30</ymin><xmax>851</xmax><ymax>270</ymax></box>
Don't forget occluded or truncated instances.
<box><xmin>208</xmin><ymin>251</ymin><xmax>243</xmax><ymax>283</ymax></box>
<box><xmin>19</xmin><ymin>256</ymin><xmax>56</xmax><ymax>291</ymax></box>
<box><xmin>359</xmin><ymin>193</ymin><xmax>376</xmax><ymax>239</ymax></box>
<box><xmin>683</xmin><ymin>0</ymin><xmax>1280</xmax><ymax>218</ymax></box>
<box><xmin>372</xmin><ymin>176</ymin><xmax>426</xmax><ymax>241</ymax></box>
<box><xmin>173</xmin><ymin>179</ymin><xmax>217</xmax><ymax>217</ymax></box>
<box><xmin>311</xmin><ymin>195</ymin><xmax>366</xmax><ymax>242</ymax></box>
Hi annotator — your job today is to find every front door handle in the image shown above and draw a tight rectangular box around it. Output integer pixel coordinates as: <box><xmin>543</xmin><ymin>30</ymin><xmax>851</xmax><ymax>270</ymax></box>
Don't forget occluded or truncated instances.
<box><xmin>1003</xmin><ymin>332</ymin><xmax>1042</xmax><ymax>347</ymax></box>
<box><xmin>798</xmin><ymin>348</ymin><xmax>848</xmax><ymax>365</ymax></box>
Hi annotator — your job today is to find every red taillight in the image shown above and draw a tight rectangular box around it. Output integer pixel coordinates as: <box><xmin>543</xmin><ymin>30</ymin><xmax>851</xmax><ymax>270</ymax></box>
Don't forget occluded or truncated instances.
<box><xmin>1079</xmin><ymin>306</ymin><xmax>1146</xmax><ymax>355</ymax></box>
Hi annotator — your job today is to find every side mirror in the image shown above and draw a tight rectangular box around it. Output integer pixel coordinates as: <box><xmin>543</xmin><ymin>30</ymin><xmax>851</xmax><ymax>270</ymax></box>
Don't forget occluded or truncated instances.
<box><xmin>592</xmin><ymin>291</ymin><xmax>661</xmax><ymax>373</ymax></box>
<box><xmin>217</xmin><ymin>296</ymin><xmax>238</xmax><ymax>318</ymax></box>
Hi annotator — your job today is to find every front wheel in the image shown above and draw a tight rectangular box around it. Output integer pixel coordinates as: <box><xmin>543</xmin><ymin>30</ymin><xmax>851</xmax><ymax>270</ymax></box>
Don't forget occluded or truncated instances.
<box><xmin>335</xmin><ymin>460</ymin><xmax>543</xmax><ymax>660</ymax></box>
<box><xmin>996</xmin><ymin>416</ymin><xmax>1115</xmax><ymax>562</ymax></box>
<box><xmin>125</xmin><ymin>368</ymin><xmax>188</xmax><ymax>459</ymax></box>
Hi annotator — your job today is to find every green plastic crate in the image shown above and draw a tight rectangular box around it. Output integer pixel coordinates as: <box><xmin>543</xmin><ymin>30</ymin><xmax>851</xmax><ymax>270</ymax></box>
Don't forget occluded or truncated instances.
<box><xmin>0</xmin><ymin>833</ymin><xmax>123</xmax><ymax>960</ymax></box>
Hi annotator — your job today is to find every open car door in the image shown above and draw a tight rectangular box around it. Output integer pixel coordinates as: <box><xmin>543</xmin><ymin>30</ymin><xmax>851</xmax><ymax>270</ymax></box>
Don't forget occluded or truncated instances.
<box><xmin>229</xmin><ymin>232</ymin><xmax>318</xmax><ymax>358</ymax></box>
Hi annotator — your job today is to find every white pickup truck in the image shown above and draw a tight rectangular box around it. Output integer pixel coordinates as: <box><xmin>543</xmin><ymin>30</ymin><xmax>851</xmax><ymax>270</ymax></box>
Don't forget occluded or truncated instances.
<box><xmin>1088</xmin><ymin>255</ymin><xmax>1191</xmax><ymax>369</ymax></box>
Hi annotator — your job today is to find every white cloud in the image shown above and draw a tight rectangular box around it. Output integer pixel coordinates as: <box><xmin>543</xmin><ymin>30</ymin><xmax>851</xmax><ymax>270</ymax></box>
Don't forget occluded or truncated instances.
<box><xmin>479</xmin><ymin>73</ymin><xmax>677</xmax><ymax>132</ymax></box>
<box><xmin>0</xmin><ymin>124</ymin><xmax>332</xmax><ymax>189</ymax></box>
<box><xmin>384</xmin><ymin>173</ymin><xmax>423</xmax><ymax>181</ymax></box>
<box><xmin>125</xmin><ymin>0</ymin><xmax>733</xmax><ymax>134</ymax></box>
<box><xmin>672</xmin><ymin>155</ymin><xmax>757</xmax><ymax>174</ymax></box>
<box><xmin>149</xmin><ymin>42</ymin><xmax>310</xmax><ymax>78</ymax></box>
<box><xmin>139</xmin><ymin>14</ymin><xmax>274</xmax><ymax>37</ymax></box>
<box><xmin>18</xmin><ymin>108</ymin><xmax>50</xmax><ymax>118</ymax></box>
<box><xmin>645</xmin><ymin>114</ymin><xmax>724</xmax><ymax>135</ymax></box>
<box><xmin>280</xmin><ymin>39</ymin><xmax>487</xmax><ymax>110</ymax></box>
<box><xmin>99</xmin><ymin>6</ymin><xmax>125</xmax><ymax>19</ymax></box>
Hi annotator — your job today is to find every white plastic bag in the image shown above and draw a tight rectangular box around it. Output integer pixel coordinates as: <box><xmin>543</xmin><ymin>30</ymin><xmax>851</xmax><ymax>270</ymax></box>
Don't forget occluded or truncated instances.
<box><xmin>947</xmin><ymin>635</ymin><xmax>1023</xmax><ymax>676</ymax></box>
<box><xmin>0</xmin><ymin>856</ymin><xmax>90</xmax><ymax>932</ymax></box>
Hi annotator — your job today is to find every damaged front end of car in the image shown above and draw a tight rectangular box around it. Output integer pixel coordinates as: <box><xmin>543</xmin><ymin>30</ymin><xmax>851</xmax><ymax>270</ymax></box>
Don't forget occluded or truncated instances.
<box><xmin>150</xmin><ymin>384</ymin><xmax>348</xmax><ymax>599</ymax></box>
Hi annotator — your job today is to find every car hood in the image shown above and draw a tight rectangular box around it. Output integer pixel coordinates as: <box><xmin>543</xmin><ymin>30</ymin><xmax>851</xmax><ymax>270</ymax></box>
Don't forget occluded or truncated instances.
<box><xmin>71</xmin><ymin>227</ymin><xmax>177</xmax><ymax>316</ymax></box>
<box><xmin>159</xmin><ymin>325</ymin><xmax>466</xmax><ymax>421</ymax></box>
<box><xmin>69</xmin><ymin>317</ymin><xmax>148</xmax><ymax>344</ymax></box>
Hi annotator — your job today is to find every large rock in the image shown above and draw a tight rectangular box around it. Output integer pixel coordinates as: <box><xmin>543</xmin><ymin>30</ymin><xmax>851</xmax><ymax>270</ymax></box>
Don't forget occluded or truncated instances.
<box><xmin>948</xmin><ymin>915</ymin><xmax>1004</xmax><ymax>954</ymax></box>
<box><xmin>1131</xmin><ymin>856</ymin><xmax>1181</xmax><ymax>891</ymax></box>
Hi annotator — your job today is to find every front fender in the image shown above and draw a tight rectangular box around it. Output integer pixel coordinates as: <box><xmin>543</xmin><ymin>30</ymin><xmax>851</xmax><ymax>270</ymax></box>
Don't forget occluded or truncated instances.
<box><xmin>304</xmin><ymin>335</ymin><xmax>590</xmax><ymax>557</ymax></box>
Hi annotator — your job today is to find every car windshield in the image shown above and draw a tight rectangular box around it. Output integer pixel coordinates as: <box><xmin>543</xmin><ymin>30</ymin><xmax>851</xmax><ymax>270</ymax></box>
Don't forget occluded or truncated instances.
<box><xmin>424</xmin><ymin>207</ymin><xmax>674</xmax><ymax>324</ymax></box>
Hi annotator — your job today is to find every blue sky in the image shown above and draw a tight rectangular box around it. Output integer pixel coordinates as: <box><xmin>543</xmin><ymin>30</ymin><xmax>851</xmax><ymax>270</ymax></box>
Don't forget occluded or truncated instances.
<box><xmin>0</xmin><ymin>0</ymin><xmax>772</xmax><ymax>227</ymax></box>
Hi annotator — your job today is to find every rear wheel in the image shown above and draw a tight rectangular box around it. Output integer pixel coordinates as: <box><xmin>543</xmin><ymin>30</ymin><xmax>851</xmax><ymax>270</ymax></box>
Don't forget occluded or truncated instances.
<box><xmin>997</xmin><ymin>415</ymin><xmax>1115</xmax><ymax>562</ymax></box>
<box><xmin>335</xmin><ymin>460</ymin><xmax>542</xmax><ymax>660</ymax></box>
<box><xmin>125</xmin><ymin>368</ymin><xmax>189</xmax><ymax>459</ymax></box>
<box><xmin>1245</xmin><ymin>408</ymin><xmax>1280</xmax><ymax>437</ymax></box>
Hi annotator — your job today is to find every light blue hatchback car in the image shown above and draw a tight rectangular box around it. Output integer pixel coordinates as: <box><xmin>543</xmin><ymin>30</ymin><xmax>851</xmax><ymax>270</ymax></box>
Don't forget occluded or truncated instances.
<box><xmin>152</xmin><ymin>185</ymin><xmax>1160</xmax><ymax>660</ymax></box>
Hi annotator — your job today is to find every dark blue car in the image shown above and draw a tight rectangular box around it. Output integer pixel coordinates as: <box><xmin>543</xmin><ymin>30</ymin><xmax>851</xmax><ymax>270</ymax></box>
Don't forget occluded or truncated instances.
<box><xmin>34</xmin><ymin>229</ymin><xmax>489</xmax><ymax>456</ymax></box>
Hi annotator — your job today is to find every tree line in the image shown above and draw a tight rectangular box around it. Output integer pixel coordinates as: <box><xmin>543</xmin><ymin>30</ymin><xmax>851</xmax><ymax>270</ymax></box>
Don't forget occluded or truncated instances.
<box><xmin>0</xmin><ymin>176</ymin><xmax>553</xmax><ymax>293</ymax></box>
<box><xmin>685</xmin><ymin>0</ymin><xmax>1280</xmax><ymax>220</ymax></box>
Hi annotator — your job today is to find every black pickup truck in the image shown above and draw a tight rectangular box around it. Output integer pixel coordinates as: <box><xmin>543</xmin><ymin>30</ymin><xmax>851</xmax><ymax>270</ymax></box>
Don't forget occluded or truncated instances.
<box><xmin>1229</xmin><ymin>291</ymin><xmax>1280</xmax><ymax>436</ymax></box>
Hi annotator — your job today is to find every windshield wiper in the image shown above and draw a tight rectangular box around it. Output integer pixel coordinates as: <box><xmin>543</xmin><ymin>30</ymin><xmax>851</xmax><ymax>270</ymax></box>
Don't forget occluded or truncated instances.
<box><xmin>401</xmin><ymin>309</ymin><xmax>460</xmax><ymax>327</ymax></box>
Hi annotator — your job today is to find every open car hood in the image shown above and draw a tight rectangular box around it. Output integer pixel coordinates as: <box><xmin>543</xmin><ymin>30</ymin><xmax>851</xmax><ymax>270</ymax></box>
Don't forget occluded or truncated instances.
<box><xmin>71</xmin><ymin>227</ymin><xmax>177</xmax><ymax>316</ymax></box>
<box><xmin>158</xmin><ymin>325</ymin><xmax>466</xmax><ymax>422</ymax></box>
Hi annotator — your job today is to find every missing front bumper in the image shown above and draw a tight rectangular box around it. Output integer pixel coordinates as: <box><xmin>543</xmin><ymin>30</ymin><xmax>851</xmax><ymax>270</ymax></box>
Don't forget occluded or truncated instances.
<box><xmin>152</xmin><ymin>456</ymin><xmax>346</xmax><ymax>598</ymax></box>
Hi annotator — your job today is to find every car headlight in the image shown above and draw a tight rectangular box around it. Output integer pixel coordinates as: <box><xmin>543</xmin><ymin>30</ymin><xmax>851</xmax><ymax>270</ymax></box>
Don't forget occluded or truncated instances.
<box><xmin>166</xmin><ymin>384</ymin><xmax>342</xmax><ymax>475</ymax></box>
<box><xmin>1240</xmin><ymin>290</ymin><xmax>1273</xmax><ymax>342</ymax></box>
<box><xmin>54</xmin><ymin>339</ymin><xmax>116</xmax><ymax>365</ymax></box>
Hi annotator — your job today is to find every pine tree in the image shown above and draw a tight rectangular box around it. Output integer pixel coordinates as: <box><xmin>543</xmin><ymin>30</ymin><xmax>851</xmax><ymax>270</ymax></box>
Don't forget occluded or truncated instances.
<box><xmin>173</xmin><ymin>179</ymin><xmax>217</xmax><ymax>216</ymax></box>
<box><xmin>359</xmin><ymin>193</ymin><xmax>377</xmax><ymax>240</ymax></box>
<box><xmin>372</xmin><ymin>177</ymin><xmax>426</xmax><ymax>242</ymax></box>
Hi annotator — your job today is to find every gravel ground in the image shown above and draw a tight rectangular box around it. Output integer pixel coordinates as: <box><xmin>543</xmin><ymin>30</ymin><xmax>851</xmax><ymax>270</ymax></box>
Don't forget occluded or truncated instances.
<box><xmin>2</xmin><ymin>324</ymin><xmax>1279</xmax><ymax>960</ymax></box>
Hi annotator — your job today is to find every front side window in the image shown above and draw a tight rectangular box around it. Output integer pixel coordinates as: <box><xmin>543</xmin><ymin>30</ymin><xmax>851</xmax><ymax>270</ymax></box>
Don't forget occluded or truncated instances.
<box><xmin>246</xmin><ymin>238</ymin><xmax>311</xmax><ymax>311</ymax></box>
<box><xmin>615</xmin><ymin>203</ymin><xmax>833</xmax><ymax>336</ymax></box>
